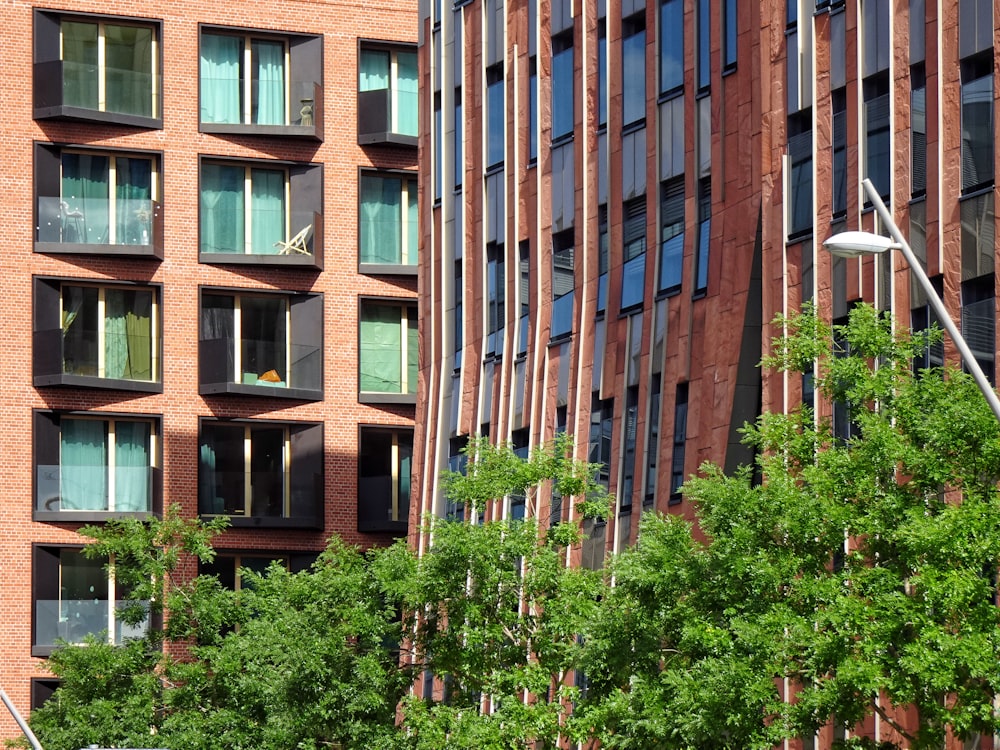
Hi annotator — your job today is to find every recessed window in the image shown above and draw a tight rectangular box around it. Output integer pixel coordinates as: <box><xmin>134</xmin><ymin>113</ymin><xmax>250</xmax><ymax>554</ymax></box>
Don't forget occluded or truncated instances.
<box><xmin>34</xmin><ymin>278</ymin><xmax>161</xmax><ymax>392</ymax></box>
<box><xmin>551</xmin><ymin>34</ymin><xmax>574</xmax><ymax>141</ymax></box>
<box><xmin>359</xmin><ymin>300</ymin><xmax>418</xmax><ymax>403</ymax></box>
<box><xmin>359</xmin><ymin>171</ymin><xmax>418</xmax><ymax>272</ymax></box>
<box><xmin>961</xmin><ymin>54</ymin><xmax>994</xmax><ymax>194</ymax></box>
<box><xmin>199</xmin><ymin>158</ymin><xmax>323</xmax><ymax>267</ymax></box>
<box><xmin>199</xmin><ymin>26</ymin><xmax>323</xmax><ymax>139</ymax></box>
<box><xmin>621</xmin><ymin>198</ymin><xmax>647</xmax><ymax>311</ymax></box>
<box><xmin>198</xmin><ymin>419</ymin><xmax>324</xmax><ymax>528</ymax></box>
<box><xmin>358</xmin><ymin>42</ymin><xmax>418</xmax><ymax>145</ymax></box>
<box><xmin>35</xmin><ymin>143</ymin><xmax>162</xmax><ymax>258</ymax></box>
<box><xmin>200</xmin><ymin>553</ymin><xmax>319</xmax><ymax>589</ymax></box>
<box><xmin>33</xmin><ymin>546</ymin><xmax>148</xmax><ymax>657</ymax></box>
<box><xmin>34</xmin><ymin>411</ymin><xmax>160</xmax><ymax>521</ymax></box>
<box><xmin>659</xmin><ymin>0</ymin><xmax>684</xmax><ymax>95</ymax></box>
<box><xmin>33</xmin><ymin>10</ymin><xmax>161</xmax><ymax>128</ymax></box>
<box><xmin>551</xmin><ymin>229</ymin><xmax>575</xmax><ymax>340</ymax></box>
<box><xmin>622</xmin><ymin>14</ymin><xmax>646</xmax><ymax>128</ymax></box>
<box><xmin>358</xmin><ymin>427</ymin><xmax>413</xmax><ymax>534</ymax></box>
<box><xmin>659</xmin><ymin>177</ymin><xmax>684</xmax><ymax>294</ymax></box>
<box><xmin>199</xmin><ymin>289</ymin><xmax>323</xmax><ymax>400</ymax></box>
<box><xmin>486</xmin><ymin>65</ymin><xmax>505</xmax><ymax>167</ymax></box>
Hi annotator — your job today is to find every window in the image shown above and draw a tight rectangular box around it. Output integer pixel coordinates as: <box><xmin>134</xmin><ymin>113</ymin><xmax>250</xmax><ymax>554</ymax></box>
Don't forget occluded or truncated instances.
<box><xmin>551</xmin><ymin>229</ymin><xmax>575</xmax><ymax>339</ymax></box>
<box><xmin>33</xmin><ymin>10</ymin><xmax>161</xmax><ymax>127</ymax></box>
<box><xmin>961</xmin><ymin>54</ymin><xmax>994</xmax><ymax>194</ymax></box>
<box><xmin>621</xmin><ymin>198</ymin><xmax>647</xmax><ymax>310</ymax></box>
<box><xmin>32</xmin><ymin>680</ymin><xmax>60</xmax><ymax>711</ymax></box>
<box><xmin>455</xmin><ymin>89</ymin><xmax>465</xmax><ymax>185</ymax></box>
<box><xmin>199</xmin><ymin>289</ymin><xmax>323</xmax><ymax>400</ymax></box>
<box><xmin>832</xmin><ymin>88</ymin><xmax>848</xmax><ymax>215</ymax></box>
<box><xmin>598</xmin><ymin>205</ymin><xmax>610</xmax><ymax>312</ymax></box>
<box><xmin>358</xmin><ymin>42</ymin><xmax>418</xmax><ymax>144</ymax></box>
<box><xmin>959</xmin><ymin>0</ymin><xmax>993</xmax><ymax>59</ymax></box>
<box><xmin>34</xmin><ymin>411</ymin><xmax>160</xmax><ymax>521</ymax></box>
<box><xmin>33</xmin><ymin>546</ymin><xmax>148</xmax><ymax>656</ymax></box>
<box><xmin>518</xmin><ymin>240</ymin><xmax>530</xmax><ymax>355</ymax></box>
<box><xmin>962</xmin><ymin>275</ymin><xmax>996</xmax><ymax>385</ymax></box>
<box><xmin>619</xmin><ymin>386</ymin><xmax>639</xmax><ymax>510</ymax></box>
<box><xmin>529</xmin><ymin>59</ymin><xmax>539</xmax><ymax>162</ymax></box>
<box><xmin>863</xmin><ymin>73</ymin><xmax>890</xmax><ymax>200</ymax></box>
<box><xmin>201</xmin><ymin>27</ymin><xmax>323</xmax><ymax>138</ymax></box>
<box><xmin>487</xmin><ymin>65</ymin><xmax>505</xmax><ymax>168</ymax></box>
<box><xmin>696</xmin><ymin>0</ymin><xmax>710</xmax><ymax>91</ymax></box>
<box><xmin>360</xmin><ymin>171</ymin><xmax>417</xmax><ymax>272</ymax></box>
<box><xmin>909</xmin><ymin>67</ymin><xmax>926</xmax><ymax>198</ymax></box>
<box><xmin>551</xmin><ymin>33</ymin><xmax>574</xmax><ymax>141</ymax></box>
<box><xmin>644</xmin><ymin>374</ymin><xmax>661</xmax><ymax>506</ymax></box>
<box><xmin>787</xmin><ymin>110</ymin><xmax>813</xmax><ymax>238</ymax></box>
<box><xmin>35</xmin><ymin>144</ymin><xmax>162</xmax><ymax>258</ymax></box>
<box><xmin>199</xmin><ymin>158</ymin><xmax>323</xmax><ymax>267</ymax></box>
<box><xmin>434</xmin><ymin>93</ymin><xmax>443</xmax><ymax>202</ymax></box>
<box><xmin>659</xmin><ymin>177</ymin><xmax>684</xmax><ymax>293</ymax></box>
<box><xmin>911</xmin><ymin>275</ymin><xmax>945</xmax><ymax>373</ymax></box>
<box><xmin>589</xmin><ymin>396</ymin><xmax>614</xmax><ymax>490</ymax></box>
<box><xmin>694</xmin><ymin>177</ymin><xmax>711</xmax><ymax>295</ymax></box>
<box><xmin>487</xmin><ymin>243</ymin><xmax>505</xmax><ymax>356</ymax></box>
<box><xmin>669</xmin><ymin>383</ymin><xmax>688</xmax><ymax>503</ymax></box>
<box><xmin>358</xmin><ymin>427</ymin><xmax>413</xmax><ymax>533</ymax></box>
<box><xmin>199</xmin><ymin>419</ymin><xmax>323</xmax><ymax>528</ymax></box>
<box><xmin>598</xmin><ymin>23</ymin><xmax>607</xmax><ymax>129</ymax></box>
<box><xmin>359</xmin><ymin>300</ymin><xmax>418</xmax><ymax>403</ymax></box>
<box><xmin>200</xmin><ymin>554</ymin><xmax>290</xmax><ymax>590</ymax></box>
<box><xmin>723</xmin><ymin>0</ymin><xmax>738</xmax><ymax>72</ymax></box>
<box><xmin>622</xmin><ymin>14</ymin><xmax>646</xmax><ymax>128</ymax></box>
<box><xmin>660</xmin><ymin>0</ymin><xmax>683</xmax><ymax>94</ymax></box>
<box><xmin>34</xmin><ymin>278</ymin><xmax>160</xmax><ymax>391</ymax></box>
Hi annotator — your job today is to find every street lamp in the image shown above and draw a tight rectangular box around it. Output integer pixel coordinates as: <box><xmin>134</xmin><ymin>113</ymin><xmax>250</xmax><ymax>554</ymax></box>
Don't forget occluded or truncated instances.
<box><xmin>822</xmin><ymin>178</ymin><xmax>1000</xmax><ymax>425</ymax></box>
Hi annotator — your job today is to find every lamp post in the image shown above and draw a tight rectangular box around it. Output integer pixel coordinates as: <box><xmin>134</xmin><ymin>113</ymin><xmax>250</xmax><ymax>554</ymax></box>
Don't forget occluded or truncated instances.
<box><xmin>822</xmin><ymin>178</ymin><xmax>1000</xmax><ymax>425</ymax></box>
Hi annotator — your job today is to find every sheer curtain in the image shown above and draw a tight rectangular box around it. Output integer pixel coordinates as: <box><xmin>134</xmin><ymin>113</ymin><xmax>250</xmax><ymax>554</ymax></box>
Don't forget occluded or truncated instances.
<box><xmin>250</xmin><ymin>168</ymin><xmax>285</xmax><ymax>254</ymax></box>
<box><xmin>253</xmin><ymin>40</ymin><xmax>285</xmax><ymax>125</ymax></box>
<box><xmin>200</xmin><ymin>33</ymin><xmax>241</xmax><ymax>123</ymax></box>
<box><xmin>115</xmin><ymin>157</ymin><xmax>152</xmax><ymax>245</ymax></box>
<box><xmin>396</xmin><ymin>51</ymin><xmax>418</xmax><ymax>137</ymax></box>
<box><xmin>200</xmin><ymin>163</ymin><xmax>245</xmax><ymax>253</ymax></box>
<box><xmin>62</xmin><ymin>153</ymin><xmax>110</xmax><ymax>244</ymax></box>
<box><xmin>360</xmin><ymin>304</ymin><xmax>402</xmax><ymax>392</ymax></box>
<box><xmin>115</xmin><ymin>422</ymin><xmax>150</xmax><ymax>512</ymax></box>
<box><xmin>361</xmin><ymin>175</ymin><xmax>401</xmax><ymax>263</ymax></box>
<box><xmin>359</xmin><ymin>49</ymin><xmax>389</xmax><ymax>92</ymax></box>
<box><xmin>61</xmin><ymin>419</ymin><xmax>107</xmax><ymax>511</ymax></box>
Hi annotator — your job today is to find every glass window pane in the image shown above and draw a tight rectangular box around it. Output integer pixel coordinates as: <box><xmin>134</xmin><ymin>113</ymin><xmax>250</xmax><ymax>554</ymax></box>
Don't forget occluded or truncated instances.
<box><xmin>104</xmin><ymin>24</ymin><xmax>154</xmax><ymax>117</ymax></box>
<box><xmin>201</xmin><ymin>163</ymin><xmax>245</xmax><ymax>253</ymax></box>
<box><xmin>396</xmin><ymin>51</ymin><xmax>419</xmax><ymax>137</ymax></box>
<box><xmin>250</xmin><ymin>427</ymin><xmax>285</xmax><ymax>517</ymax></box>
<box><xmin>200</xmin><ymin>424</ymin><xmax>246</xmax><ymax>514</ymax></box>
<box><xmin>62</xmin><ymin>286</ymin><xmax>99</xmax><ymax>376</ymax></box>
<box><xmin>201</xmin><ymin>33</ymin><xmax>242</xmax><ymax>124</ymax></box>
<box><xmin>61</xmin><ymin>153</ymin><xmax>110</xmax><ymax>245</ymax></box>
<box><xmin>62</xmin><ymin>21</ymin><xmax>99</xmax><ymax>110</ymax></box>
<box><xmin>962</xmin><ymin>70</ymin><xmax>993</xmax><ymax>192</ymax></box>
<box><xmin>622</xmin><ymin>28</ymin><xmax>646</xmax><ymax>126</ymax></box>
<box><xmin>660</xmin><ymin>0</ymin><xmax>683</xmax><ymax>93</ymax></box>
<box><xmin>361</xmin><ymin>304</ymin><xmax>404</xmax><ymax>392</ymax></box>
<box><xmin>115</xmin><ymin>421</ymin><xmax>151</xmax><ymax>512</ymax></box>
<box><xmin>250</xmin><ymin>168</ymin><xmax>286</xmax><ymax>254</ymax></box>
<box><xmin>61</xmin><ymin>419</ymin><xmax>108</xmax><ymax>511</ymax></box>
<box><xmin>252</xmin><ymin>39</ymin><xmax>286</xmax><ymax>125</ymax></box>
<box><xmin>241</xmin><ymin>296</ymin><xmax>287</xmax><ymax>385</ymax></box>
<box><xmin>551</xmin><ymin>46</ymin><xmax>573</xmax><ymax>139</ymax></box>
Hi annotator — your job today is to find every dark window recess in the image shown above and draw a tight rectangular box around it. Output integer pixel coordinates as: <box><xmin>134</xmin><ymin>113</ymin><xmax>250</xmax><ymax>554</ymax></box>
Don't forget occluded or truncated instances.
<box><xmin>832</xmin><ymin>88</ymin><xmax>848</xmax><ymax>215</ymax></box>
<box><xmin>597</xmin><ymin>204</ymin><xmax>609</xmax><ymax>312</ymax></box>
<box><xmin>518</xmin><ymin>240</ymin><xmax>530</xmax><ymax>355</ymax></box>
<box><xmin>199</xmin><ymin>289</ymin><xmax>323</xmax><ymax>400</ymax></box>
<box><xmin>34</xmin><ymin>410</ymin><xmax>162</xmax><ymax>522</ymax></box>
<box><xmin>912</xmin><ymin>275</ymin><xmax>945</xmax><ymax>373</ymax></box>
<box><xmin>644</xmin><ymin>373</ymin><xmax>661</xmax><ymax>506</ymax></box>
<box><xmin>201</xmin><ymin>27</ymin><xmax>324</xmax><ymax>140</ymax></box>
<box><xmin>589</xmin><ymin>395</ymin><xmax>614</xmax><ymax>490</ymax></box>
<box><xmin>659</xmin><ymin>0</ymin><xmax>684</xmax><ymax>95</ymax></box>
<box><xmin>33</xmin><ymin>278</ymin><xmax>162</xmax><ymax>393</ymax></box>
<box><xmin>659</xmin><ymin>176</ymin><xmax>685</xmax><ymax>293</ymax></box>
<box><xmin>198</xmin><ymin>419</ymin><xmax>324</xmax><ymax>529</ymax></box>
<box><xmin>960</xmin><ymin>53</ymin><xmax>994</xmax><ymax>194</ymax></box>
<box><xmin>34</xmin><ymin>143</ymin><xmax>163</xmax><ymax>259</ymax></box>
<box><xmin>669</xmin><ymin>383</ymin><xmax>688</xmax><ymax>503</ymax></box>
<box><xmin>486</xmin><ymin>65</ymin><xmax>505</xmax><ymax>168</ymax></box>
<box><xmin>962</xmin><ymin>274</ymin><xmax>996</xmax><ymax>386</ymax></box>
<box><xmin>358</xmin><ymin>427</ymin><xmax>412</xmax><ymax>534</ymax></box>
<box><xmin>910</xmin><ymin>66</ymin><xmax>926</xmax><ymax>197</ymax></box>
<box><xmin>551</xmin><ymin>32</ymin><xmax>574</xmax><ymax>141</ymax></box>
<box><xmin>863</xmin><ymin>72</ymin><xmax>891</xmax><ymax>201</ymax></box>
<box><xmin>722</xmin><ymin>0</ymin><xmax>738</xmax><ymax>72</ymax></box>
<box><xmin>621</xmin><ymin>14</ymin><xmax>646</xmax><ymax>127</ymax></box>
<box><xmin>487</xmin><ymin>243</ymin><xmax>505</xmax><ymax>357</ymax></box>
<box><xmin>551</xmin><ymin>229</ymin><xmax>575</xmax><ymax>340</ymax></box>
<box><xmin>358</xmin><ymin>43</ymin><xmax>416</xmax><ymax>145</ymax></box>
<box><xmin>359</xmin><ymin>300</ymin><xmax>418</xmax><ymax>403</ymax></box>
<box><xmin>694</xmin><ymin>177</ymin><xmax>711</xmax><ymax>295</ymax></box>
<box><xmin>787</xmin><ymin>109</ymin><xmax>813</xmax><ymax>238</ymax></box>
<box><xmin>619</xmin><ymin>386</ymin><xmax>639</xmax><ymax>510</ymax></box>
<box><xmin>33</xmin><ymin>10</ymin><xmax>162</xmax><ymax>128</ymax></box>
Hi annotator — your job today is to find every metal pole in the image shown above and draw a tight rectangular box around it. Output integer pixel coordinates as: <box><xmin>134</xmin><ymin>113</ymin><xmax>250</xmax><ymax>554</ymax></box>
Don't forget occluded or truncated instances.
<box><xmin>0</xmin><ymin>689</ymin><xmax>44</xmax><ymax>750</ymax></box>
<box><xmin>862</xmin><ymin>178</ymin><xmax>1000</xmax><ymax>425</ymax></box>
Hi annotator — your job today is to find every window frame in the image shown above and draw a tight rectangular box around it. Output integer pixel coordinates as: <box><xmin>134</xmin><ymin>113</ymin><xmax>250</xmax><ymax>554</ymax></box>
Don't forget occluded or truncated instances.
<box><xmin>32</xmin><ymin>544</ymin><xmax>151</xmax><ymax>657</ymax></box>
<box><xmin>357</xmin><ymin>39</ymin><xmax>418</xmax><ymax>147</ymax></box>
<box><xmin>358</xmin><ymin>425</ymin><xmax>414</xmax><ymax>534</ymax></box>
<box><xmin>33</xmin><ymin>9</ymin><xmax>162</xmax><ymax>129</ymax></box>
<box><xmin>198</xmin><ymin>155</ymin><xmax>324</xmax><ymax>268</ymax></box>
<box><xmin>34</xmin><ymin>142</ymin><xmax>164</xmax><ymax>259</ymax></box>
<box><xmin>198</xmin><ymin>286</ymin><xmax>324</xmax><ymax>401</ymax></box>
<box><xmin>34</xmin><ymin>409</ymin><xmax>162</xmax><ymax>523</ymax></box>
<box><xmin>199</xmin><ymin>24</ymin><xmax>324</xmax><ymax>140</ymax></box>
<box><xmin>358</xmin><ymin>168</ymin><xmax>419</xmax><ymax>275</ymax></box>
<box><xmin>358</xmin><ymin>298</ymin><xmax>419</xmax><ymax>405</ymax></box>
<box><xmin>198</xmin><ymin>417</ymin><xmax>324</xmax><ymax>529</ymax></box>
<box><xmin>33</xmin><ymin>276</ymin><xmax>163</xmax><ymax>393</ymax></box>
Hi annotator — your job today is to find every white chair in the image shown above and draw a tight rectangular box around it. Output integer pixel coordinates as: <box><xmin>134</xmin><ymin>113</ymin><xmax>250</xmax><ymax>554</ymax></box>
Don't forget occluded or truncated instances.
<box><xmin>274</xmin><ymin>224</ymin><xmax>313</xmax><ymax>255</ymax></box>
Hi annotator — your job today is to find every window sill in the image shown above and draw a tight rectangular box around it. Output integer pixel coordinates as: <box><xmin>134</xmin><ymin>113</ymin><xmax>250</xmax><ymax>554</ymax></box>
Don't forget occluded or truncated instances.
<box><xmin>200</xmin><ymin>382</ymin><xmax>323</xmax><ymax>402</ymax></box>
<box><xmin>358</xmin><ymin>131</ymin><xmax>418</xmax><ymax>148</ymax></box>
<box><xmin>33</xmin><ymin>373</ymin><xmax>162</xmax><ymax>393</ymax></box>
<box><xmin>33</xmin><ymin>104</ymin><xmax>161</xmax><ymax>130</ymax></box>
<box><xmin>34</xmin><ymin>510</ymin><xmax>157</xmax><ymax>524</ymax></box>
<box><xmin>359</xmin><ymin>392</ymin><xmax>417</xmax><ymax>405</ymax></box>
<box><xmin>202</xmin><ymin>514</ymin><xmax>324</xmax><ymax>530</ymax></box>
<box><xmin>202</xmin><ymin>121</ymin><xmax>323</xmax><ymax>142</ymax></box>
<box><xmin>36</xmin><ymin>241</ymin><xmax>162</xmax><ymax>261</ymax></box>
<box><xmin>359</xmin><ymin>262</ymin><xmax>418</xmax><ymax>277</ymax></box>
<box><xmin>358</xmin><ymin>518</ymin><xmax>408</xmax><ymax>534</ymax></box>
<box><xmin>200</xmin><ymin>252</ymin><xmax>323</xmax><ymax>271</ymax></box>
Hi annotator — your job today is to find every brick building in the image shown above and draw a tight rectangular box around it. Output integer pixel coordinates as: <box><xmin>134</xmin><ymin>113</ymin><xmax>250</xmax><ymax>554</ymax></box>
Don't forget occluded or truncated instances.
<box><xmin>414</xmin><ymin>0</ymin><xmax>999</xmax><ymax>744</ymax></box>
<box><xmin>0</xmin><ymin>0</ymin><xmax>417</xmax><ymax>733</ymax></box>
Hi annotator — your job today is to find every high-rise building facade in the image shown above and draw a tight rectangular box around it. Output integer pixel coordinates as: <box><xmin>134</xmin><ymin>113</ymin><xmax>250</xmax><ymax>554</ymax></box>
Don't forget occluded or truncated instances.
<box><xmin>415</xmin><ymin>0</ymin><xmax>998</xmax><ymax>742</ymax></box>
<box><xmin>0</xmin><ymin>0</ymin><xmax>416</xmax><ymax>734</ymax></box>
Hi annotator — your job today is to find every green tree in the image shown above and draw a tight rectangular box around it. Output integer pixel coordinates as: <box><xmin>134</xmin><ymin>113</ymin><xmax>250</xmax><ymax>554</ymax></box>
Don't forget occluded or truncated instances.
<box><xmin>389</xmin><ymin>435</ymin><xmax>610</xmax><ymax>749</ymax></box>
<box><xmin>578</xmin><ymin>303</ymin><xmax>1000</xmax><ymax>749</ymax></box>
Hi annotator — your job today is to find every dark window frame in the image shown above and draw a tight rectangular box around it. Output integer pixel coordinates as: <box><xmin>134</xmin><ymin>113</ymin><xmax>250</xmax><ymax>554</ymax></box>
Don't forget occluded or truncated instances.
<box><xmin>358</xmin><ymin>297</ymin><xmax>419</xmax><ymax>405</ymax></box>
<box><xmin>358</xmin><ymin>425</ymin><xmax>413</xmax><ymax>534</ymax></box>
<box><xmin>359</xmin><ymin>168</ymin><xmax>419</xmax><ymax>276</ymax></box>
<box><xmin>357</xmin><ymin>38</ymin><xmax>417</xmax><ymax>147</ymax></box>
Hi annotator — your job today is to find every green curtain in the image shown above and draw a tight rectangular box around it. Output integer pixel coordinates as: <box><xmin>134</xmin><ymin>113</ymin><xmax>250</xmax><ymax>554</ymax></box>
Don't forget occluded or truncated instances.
<box><xmin>200</xmin><ymin>33</ymin><xmax>242</xmax><ymax>123</ymax></box>
<box><xmin>406</xmin><ymin>178</ymin><xmax>417</xmax><ymax>264</ymax></box>
<box><xmin>115</xmin><ymin>157</ymin><xmax>152</xmax><ymax>245</ymax></box>
<box><xmin>105</xmin><ymin>290</ymin><xmax>153</xmax><ymax>381</ymax></box>
<box><xmin>61</xmin><ymin>419</ymin><xmax>107</xmax><ymax>511</ymax></box>
<box><xmin>115</xmin><ymin>422</ymin><xmax>150</xmax><ymax>512</ymax></box>
<box><xmin>359</xmin><ymin>49</ymin><xmax>389</xmax><ymax>91</ymax></box>
<box><xmin>360</xmin><ymin>175</ymin><xmax>401</xmax><ymax>264</ymax></box>
<box><xmin>104</xmin><ymin>24</ymin><xmax>154</xmax><ymax>117</ymax></box>
<box><xmin>201</xmin><ymin>163</ymin><xmax>245</xmax><ymax>253</ymax></box>
<box><xmin>62</xmin><ymin>153</ymin><xmax>110</xmax><ymax>244</ymax></box>
<box><xmin>250</xmin><ymin>168</ymin><xmax>285</xmax><ymax>254</ymax></box>
<box><xmin>253</xmin><ymin>40</ymin><xmax>285</xmax><ymax>125</ymax></box>
<box><xmin>360</xmin><ymin>304</ymin><xmax>402</xmax><ymax>392</ymax></box>
<box><xmin>407</xmin><ymin>309</ymin><xmax>418</xmax><ymax>394</ymax></box>
<box><xmin>62</xmin><ymin>21</ymin><xmax>99</xmax><ymax>110</ymax></box>
<box><xmin>396</xmin><ymin>51</ymin><xmax>418</xmax><ymax>137</ymax></box>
